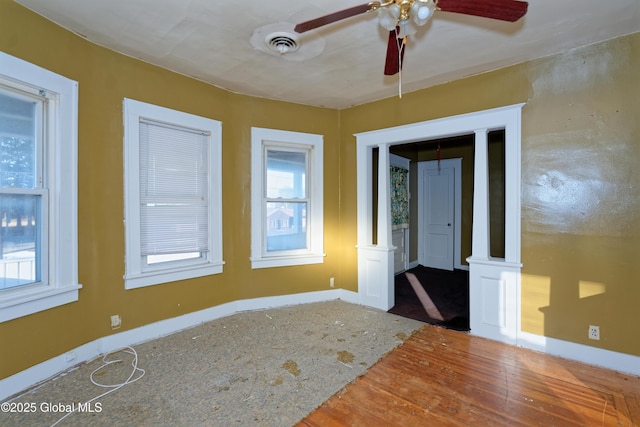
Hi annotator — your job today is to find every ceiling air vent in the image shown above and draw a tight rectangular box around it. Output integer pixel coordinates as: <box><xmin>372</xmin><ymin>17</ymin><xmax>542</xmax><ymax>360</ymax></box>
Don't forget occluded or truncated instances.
<box><xmin>265</xmin><ymin>32</ymin><xmax>299</xmax><ymax>54</ymax></box>
<box><xmin>250</xmin><ymin>22</ymin><xmax>325</xmax><ymax>61</ymax></box>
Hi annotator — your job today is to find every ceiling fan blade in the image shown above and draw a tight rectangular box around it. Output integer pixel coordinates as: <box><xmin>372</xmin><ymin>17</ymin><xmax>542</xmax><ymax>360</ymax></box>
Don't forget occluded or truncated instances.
<box><xmin>294</xmin><ymin>3</ymin><xmax>374</xmax><ymax>33</ymax></box>
<box><xmin>384</xmin><ymin>30</ymin><xmax>405</xmax><ymax>76</ymax></box>
<box><xmin>437</xmin><ymin>0</ymin><xmax>528</xmax><ymax>22</ymax></box>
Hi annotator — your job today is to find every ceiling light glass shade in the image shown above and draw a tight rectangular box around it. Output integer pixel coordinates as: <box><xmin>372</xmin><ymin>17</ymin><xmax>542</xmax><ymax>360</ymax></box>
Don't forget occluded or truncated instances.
<box><xmin>397</xmin><ymin>19</ymin><xmax>418</xmax><ymax>37</ymax></box>
<box><xmin>378</xmin><ymin>4</ymin><xmax>401</xmax><ymax>31</ymax></box>
<box><xmin>411</xmin><ymin>0</ymin><xmax>436</xmax><ymax>26</ymax></box>
<box><xmin>378</xmin><ymin>1</ymin><xmax>435</xmax><ymax>35</ymax></box>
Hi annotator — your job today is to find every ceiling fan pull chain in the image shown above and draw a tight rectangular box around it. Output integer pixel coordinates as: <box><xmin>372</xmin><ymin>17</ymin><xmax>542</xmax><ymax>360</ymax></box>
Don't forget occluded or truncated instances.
<box><xmin>401</xmin><ymin>36</ymin><xmax>408</xmax><ymax>98</ymax></box>
<box><xmin>396</xmin><ymin>29</ymin><xmax>405</xmax><ymax>98</ymax></box>
<box><xmin>398</xmin><ymin>69</ymin><xmax>402</xmax><ymax>98</ymax></box>
<box><xmin>398</xmin><ymin>51</ymin><xmax>402</xmax><ymax>99</ymax></box>
<box><xmin>398</xmin><ymin>43</ymin><xmax>402</xmax><ymax>99</ymax></box>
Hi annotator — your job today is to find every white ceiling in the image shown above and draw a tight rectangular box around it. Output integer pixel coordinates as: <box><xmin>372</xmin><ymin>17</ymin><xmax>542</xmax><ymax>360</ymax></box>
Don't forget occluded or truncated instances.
<box><xmin>15</xmin><ymin>0</ymin><xmax>640</xmax><ymax>109</ymax></box>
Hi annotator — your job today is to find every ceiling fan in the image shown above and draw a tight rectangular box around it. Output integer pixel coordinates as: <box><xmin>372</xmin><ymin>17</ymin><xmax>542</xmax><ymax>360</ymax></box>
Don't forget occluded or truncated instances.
<box><xmin>294</xmin><ymin>0</ymin><xmax>528</xmax><ymax>76</ymax></box>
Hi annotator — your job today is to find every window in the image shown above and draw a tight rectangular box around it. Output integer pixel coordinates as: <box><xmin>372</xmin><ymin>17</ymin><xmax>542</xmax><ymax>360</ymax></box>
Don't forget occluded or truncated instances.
<box><xmin>0</xmin><ymin>51</ymin><xmax>80</xmax><ymax>322</ymax></box>
<box><xmin>251</xmin><ymin>127</ymin><xmax>324</xmax><ymax>269</ymax></box>
<box><xmin>123</xmin><ymin>99</ymin><xmax>223</xmax><ymax>289</ymax></box>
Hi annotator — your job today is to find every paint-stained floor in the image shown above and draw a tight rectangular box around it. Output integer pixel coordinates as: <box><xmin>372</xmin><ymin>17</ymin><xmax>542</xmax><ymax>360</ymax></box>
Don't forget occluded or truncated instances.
<box><xmin>2</xmin><ymin>300</ymin><xmax>422</xmax><ymax>426</ymax></box>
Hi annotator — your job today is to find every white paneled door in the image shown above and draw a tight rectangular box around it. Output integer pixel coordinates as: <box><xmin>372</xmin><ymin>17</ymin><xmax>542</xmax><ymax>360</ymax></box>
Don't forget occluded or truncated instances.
<box><xmin>420</xmin><ymin>163</ymin><xmax>455</xmax><ymax>270</ymax></box>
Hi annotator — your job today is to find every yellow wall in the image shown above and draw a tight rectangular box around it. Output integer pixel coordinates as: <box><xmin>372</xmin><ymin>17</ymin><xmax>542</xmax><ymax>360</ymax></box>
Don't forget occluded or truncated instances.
<box><xmin>1</xmin><ymin>0</ymin><xmax>639</xmax><ymax>381</ymax></box>
<box><xmin>341</xmin><ymin>33</ymin><xmax>640</xmax><ymax>356</ymax></box>
<box><xmin>0</xmin><ymin>1</ymin><xmax>341</xmax><ymax>378</ymax></box>
<box><xmin>520</xmin><ymin>34</ymin><xmax>640</xmax><ymax>353</ymax></box>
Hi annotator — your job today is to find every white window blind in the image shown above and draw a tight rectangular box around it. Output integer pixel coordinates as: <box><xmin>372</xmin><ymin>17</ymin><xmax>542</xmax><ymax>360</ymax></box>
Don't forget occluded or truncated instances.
<box><xmin>124</xmin><ymin>98</ymin><xmax>223</xmax><ymax>289</ymax></box>
<box><xmin>139</xmin><ymin>120</ymin><xmax>209</xmax><ymax>257</ymax></box>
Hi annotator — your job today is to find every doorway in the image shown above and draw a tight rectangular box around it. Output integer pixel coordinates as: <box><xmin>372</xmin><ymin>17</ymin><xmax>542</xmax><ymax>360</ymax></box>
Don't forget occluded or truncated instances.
<box><xmin>389</xmin><ymin>146</ymin><xmax>467</xmax><ymax>329</ymax></box>
<box><xmin>389</xmin><ymin>265</ymin><xmax>470</xmax><ymax>330</ymax></box>
<box><xmin>355</xmin><ymin>104</ymin><xmax>524</xmax><ymax>345</ymax></box>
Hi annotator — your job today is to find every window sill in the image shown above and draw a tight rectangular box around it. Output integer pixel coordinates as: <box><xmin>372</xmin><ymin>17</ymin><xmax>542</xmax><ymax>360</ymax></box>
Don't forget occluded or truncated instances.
<box><xmin>125</xmin><ymin>261</ymin><xmax>224</xmax><ymax>290</ymax></box>
<box><xmin>0</xmin><ymin>283</ymin><xmax>82</xmax><ymax>323</ymax></box>
<box><xmin>250</xmin><ymin>253</ymin><xmax>326</xmax><ymax>269</ymax></box>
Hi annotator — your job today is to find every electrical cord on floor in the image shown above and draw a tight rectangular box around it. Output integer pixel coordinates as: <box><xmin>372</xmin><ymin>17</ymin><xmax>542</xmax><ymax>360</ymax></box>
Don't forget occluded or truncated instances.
<box><xmin>50</xmin><ymin>346</ymin><xmax>145</xmax><ymax>427</ymax></box>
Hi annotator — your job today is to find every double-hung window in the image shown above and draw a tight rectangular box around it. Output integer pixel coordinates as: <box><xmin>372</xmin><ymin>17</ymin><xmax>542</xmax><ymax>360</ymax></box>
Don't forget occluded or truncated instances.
<box><xmin>0</xmin><ymin>52</ymin><xmax>80</xmax><ymax>322</ymax></box>
<box><xmin>123</xmin><ymin>99</ymin><xmax>223</xmax><ymax>289</ymax></box>
<box><xmin>250</xmin><ymin>127</ymin><xmax>324</xmax><ymax>269</ymax></box>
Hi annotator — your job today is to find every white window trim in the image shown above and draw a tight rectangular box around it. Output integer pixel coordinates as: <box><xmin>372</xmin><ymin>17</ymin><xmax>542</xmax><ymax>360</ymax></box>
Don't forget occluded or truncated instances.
<box><xmin>123</xmin><ymin>99</ymin><xmax>223</xmax><ymax>289</ymax></box>
<box><xmin>0</xmin><ymin>51</ymin><xmax>81</xmax><ymax>323</ymax></box>
<box><xmin>250</xmin><ymin>127</ymin><xmax>324</xmax><ymax>269</ymax></box>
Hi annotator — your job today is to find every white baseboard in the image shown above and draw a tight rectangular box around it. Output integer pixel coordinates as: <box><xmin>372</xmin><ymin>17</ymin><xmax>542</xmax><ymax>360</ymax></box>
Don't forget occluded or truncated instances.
<box><xmin>5</xmin><ymin>289</ymin><xmax>637</xmax><ymax>403</ymax></box>
<box><xmin>406</xmin><ymin>260</ymin><xmax>469</xmax><ymax>272</ymax></box>
<box><xmin>407</xmin><ymin>260</ymin><xmax>420</xmax><ymax>270</ymax></box>
<box><xmin>0</xmin><ymin>289</ymin><xmax>359</xmax><ymax>402</ymax></box>
<box><xmin>517</xmin><ymin>331</ymin><xmax>640</xmax><ymax>377</ymax></box>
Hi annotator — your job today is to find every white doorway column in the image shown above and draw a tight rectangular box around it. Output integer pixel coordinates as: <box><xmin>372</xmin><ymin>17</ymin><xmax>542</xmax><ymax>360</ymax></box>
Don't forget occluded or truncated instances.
<box><xmin>356</xmin><ymin>143</ymin><xmax>395</xmax><ymax>310</ymax></box>
<box><xmin>471</xmin><ymin>129</ymin><xmax>490</xmax><ymax>258</ymax></box>
<box><xmin>466</xmin><ymin>125</ymin><xmax>522</xmax><ymax>345</ymax></box>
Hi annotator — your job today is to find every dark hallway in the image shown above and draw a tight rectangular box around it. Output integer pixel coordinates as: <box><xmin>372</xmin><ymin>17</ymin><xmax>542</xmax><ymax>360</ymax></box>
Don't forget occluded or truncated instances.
<box><xmin>388</xmin><ymin>265</ymin><xmax>469</xmax><ymax>331</ymax></box>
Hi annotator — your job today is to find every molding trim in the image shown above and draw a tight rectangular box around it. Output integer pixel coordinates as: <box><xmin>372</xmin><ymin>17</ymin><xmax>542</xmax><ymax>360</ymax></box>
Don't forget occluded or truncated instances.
<box><xmin>355</xmin><ymin>104</ymin><xmax>525</xmax><ymax>338</ymax></box>
<box><xmin>0</xmin><ymin>289</ymin><xmax>358</xmax><ymax>402</ymax></box>
<box><xmin>517</xmin><ymin>331</ymin><xmax>640</xmax><ymax>377</ymax></box>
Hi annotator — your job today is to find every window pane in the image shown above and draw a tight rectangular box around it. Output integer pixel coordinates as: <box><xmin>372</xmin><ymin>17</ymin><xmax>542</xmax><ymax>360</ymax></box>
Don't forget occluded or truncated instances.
<box><xmin>0</xmin><ymin>89</ymin><xmax>41</xmax><ymax>290</ymax></box>
<box><xmin>266</xmin><ymin>202</ymin><xmax>307</xmax><ymax>251</ymax></box>
<box><xmin>0</xmin><ymin>194</ymin><xmax>40</xmax><ymax>289</ymax></box>
<box><xmin>0</xmin><ymin>91</ymin><xmax>37</xmax><ymax>189</ymax></box>
<box><xmin>266</xmin><ymin>149</ymin><xmax>306</xmax><ymax>199</ymax></box>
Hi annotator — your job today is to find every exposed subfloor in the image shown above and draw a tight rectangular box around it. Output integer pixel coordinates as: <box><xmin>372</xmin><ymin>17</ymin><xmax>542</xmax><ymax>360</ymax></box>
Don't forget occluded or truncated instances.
<box><xmin>1</xmin><ymin>300</ymin><xmax>423</xmax><ymax>426</ymax></box>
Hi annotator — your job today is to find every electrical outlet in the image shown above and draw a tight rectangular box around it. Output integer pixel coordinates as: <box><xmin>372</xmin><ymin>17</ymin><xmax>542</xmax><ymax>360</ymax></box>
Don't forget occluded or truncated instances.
<box><xmin>588</xmin><ymin>325</ymin><xmax>600</xmax><ymax>340</ymax></box>
<box><xmin>329</xmin><ymin>277</ymin><xmax>335</xmax><ymax>288</ymax></box>
<box><xmin>111</xmin><ymin>314</ymin><xmax>121</xmax><ymax>330</ymax></box>
<box><xmin>65</xmin><ymin>351</ymin><xmax>77</xmax><ymax>363</ymax></box>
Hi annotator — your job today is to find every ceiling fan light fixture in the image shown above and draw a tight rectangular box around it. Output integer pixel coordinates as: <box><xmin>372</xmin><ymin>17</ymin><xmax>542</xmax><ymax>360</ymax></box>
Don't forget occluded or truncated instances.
<box><xmin>397</xmin><ymin>19</ymin><xmax>418</xmax><ymax>37</ymax></box>
<box><xmin>412</xmin><ymin>0</ymin><xmax>436</xmax><ymax>25</ymax></box>
<box><xmin>378</xmin><ymin>0</ymin><xmax>435</xmax><ymax>33</ymax></box>
<box><xmin>378</xmin><ymin>4</ymin><xmax>401</xmax><ymax>31</ymax></box>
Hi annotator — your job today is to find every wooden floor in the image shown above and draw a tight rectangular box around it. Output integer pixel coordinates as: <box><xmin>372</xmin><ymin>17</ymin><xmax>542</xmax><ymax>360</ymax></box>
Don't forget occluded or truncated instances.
<box><xmin>297</xmin><ymin>325</ymin><xmax>640</xmax><ymax>426</ymax></box>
